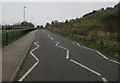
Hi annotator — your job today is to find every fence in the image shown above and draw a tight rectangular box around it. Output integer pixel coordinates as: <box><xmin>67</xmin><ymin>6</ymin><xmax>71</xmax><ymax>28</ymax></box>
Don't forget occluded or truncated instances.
<box><xmin>2</xmin><ymin>27</ymin><xmax>36</xmax><ymax>47</ymax></box>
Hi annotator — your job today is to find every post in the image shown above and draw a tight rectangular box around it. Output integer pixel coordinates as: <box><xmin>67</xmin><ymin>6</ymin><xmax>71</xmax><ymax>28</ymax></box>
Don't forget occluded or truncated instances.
<box><xmin>23</xmin><ymin>6</ymin><xmax>26</xmax><ymax>22</ymax></box>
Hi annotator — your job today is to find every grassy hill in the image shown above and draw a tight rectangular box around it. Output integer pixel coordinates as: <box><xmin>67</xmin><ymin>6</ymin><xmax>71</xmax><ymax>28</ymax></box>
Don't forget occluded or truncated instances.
<box><xmin>46</xmin><ymin>3</ymin><xmax>120</xmax><ymax>57</ymax></box>
<box><xmin>47</xmin><ymin>3</ymin><xmax>119</xmax><ymax>42</ymax></box>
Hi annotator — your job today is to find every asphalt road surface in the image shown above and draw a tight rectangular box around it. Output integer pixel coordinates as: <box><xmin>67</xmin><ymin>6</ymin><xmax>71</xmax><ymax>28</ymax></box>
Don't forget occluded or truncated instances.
<box><xmin>16</xmin><ymin>29</ymin><xmax>119</xmax><ymax>82</ymax></box>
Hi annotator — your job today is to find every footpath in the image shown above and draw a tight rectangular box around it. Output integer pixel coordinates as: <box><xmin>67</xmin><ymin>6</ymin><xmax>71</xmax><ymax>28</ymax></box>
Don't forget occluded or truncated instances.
<box><xmin>2</xmin><ymin>30</ymin><xmax>37</xmax><ymax>81</ymax></box>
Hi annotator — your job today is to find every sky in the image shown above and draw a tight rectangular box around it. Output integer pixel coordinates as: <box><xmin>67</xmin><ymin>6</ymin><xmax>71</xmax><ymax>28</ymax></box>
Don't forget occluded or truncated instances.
<box><xmin>0</xmin><ymin>0</ymin><xmax>119</xmax><ymax>82</ymax></box>
<box><xmin>1</xmin><ymin>1</ymin><xmax>119</xmax><ymax>26</ymax></box>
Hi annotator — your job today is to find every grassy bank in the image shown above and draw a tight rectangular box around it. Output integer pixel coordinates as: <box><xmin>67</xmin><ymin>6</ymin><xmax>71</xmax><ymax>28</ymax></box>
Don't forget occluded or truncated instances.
<box><xmin>45</xmin><ymin>3</ymin><xmax>119</xmax><ymax>58</ymax></box>
<box><xmin>47</xmin><ymin>29</ymin><xmax>119</xmax><ymax>58</ymax></box>
<box><xmin>46</xmin><ymin>3</ymin><xmax>119</xmax><ymax>42</ymax></box>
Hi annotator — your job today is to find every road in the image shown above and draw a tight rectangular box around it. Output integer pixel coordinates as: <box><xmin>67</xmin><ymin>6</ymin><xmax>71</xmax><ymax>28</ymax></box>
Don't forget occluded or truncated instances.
<box><xmin>16</xmin><ymin>29</ymin><xmax>119</xmax><ymax>82</ymax></box>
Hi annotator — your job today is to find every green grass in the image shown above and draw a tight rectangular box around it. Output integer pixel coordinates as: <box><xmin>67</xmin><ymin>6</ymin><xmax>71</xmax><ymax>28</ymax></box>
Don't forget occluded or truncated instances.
<box><xmin>48</xmin><ymin>30</ymin><xmax>119</xmax><ymax>58</ymax></box>
<box><xmin>45</xmin><ymin>3</ymin><xmax>119</xmax><ymax>58</ymax></box>
<box><xmin>47</xmin><ymin>3</ymin><xmax>119</xmax><ymax>41</ymax></box>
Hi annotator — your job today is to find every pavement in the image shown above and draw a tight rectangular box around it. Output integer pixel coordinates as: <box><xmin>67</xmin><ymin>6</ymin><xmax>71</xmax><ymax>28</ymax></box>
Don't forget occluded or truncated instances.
<box><xmin>2</xmin><ymin>30</ymin><xmax>37</xmax><ymax>81</ymax></box>
<box><xmin>15</xmin><ymin>29</ymin><xmax>119</xmax><ymax>82</ymax></box>
<box><xmin>0</xmin><ymin>48</ymin><xmax>2</xmax><ymax>83</ymax></box>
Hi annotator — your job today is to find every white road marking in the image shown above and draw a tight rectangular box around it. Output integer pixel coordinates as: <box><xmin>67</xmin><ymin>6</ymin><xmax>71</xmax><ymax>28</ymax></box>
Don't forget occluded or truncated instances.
<box><xmin>102</xmin><ymin>77</ymin><xmax>108</xmax><ymax>83</ymax></box>
<box><xmin>70</xmin><ymin>59</ymin><xmax>101</xmax><ymax>76</ymax></box>
<box><xmin>96</xmin><ymin>51</ymin><xmax>108</xmax><ymax>60</ymax></box>
<box><xmin>30</xmin><ymin>42</ymin><xmax>40</xmax><ymax>62</ymax></box>
<box><xmin>109</xmin><ymin>59</ymin><xmax>120</xmax><ymax>64</ymax></box>
<box><xmin>43</xmin><ymin>32</ymin><xmax>109</xmax><ymax>82</ymax></box>
<box><xmin>77</xmin><ymin>43</ymin><xmax>95</xmax><ymax>51</ymax></box>
<box><xmin>55</xmin><ymin>42</ymin><xmax>70</xmax><ymax>59</ymax></box>
<box><xmin>72</xmin><ymin>42</ymin><xmax>76</xmax><ymax>44</ymax></box>
<box><xmin>46</xmin><ymin>32</ymin><xmax>53</xmax><ymax>40</ymax></box>
<box><xmin>70</xmin><ymin>59</ymin><xmax>108</xmax><ymax>83</ymax></box>
<box><xmin>66</xmin><ymin>50</ymin><xmax>69</xmax><ymax>59</ymax></box>
<box><xmin>18</xmin><ymin>42</ymin><xmax>40</xmax><ymax>81</ymax></box>
<box><xmin>50</xmin><ymin>36</ymin><xmax>53</xmax><ymax>40</ymax></box>
<box><xmin>18</xmin><ymin>62</ymin><xmax>39</xmax><ymax>81</ymax></box>
<box><xmin>72</xmin><ymin>42</ymin><xmax>120</xmax><ymax>65</ymax></box>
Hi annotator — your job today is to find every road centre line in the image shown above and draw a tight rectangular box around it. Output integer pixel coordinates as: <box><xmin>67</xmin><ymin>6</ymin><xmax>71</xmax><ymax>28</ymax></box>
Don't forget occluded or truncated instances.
<box><xmin>18</xmin><ymin>42</ymin><xmax>40</xmax><ymax>81</ymax></box>
<box><xmin>72</xmin><ymin>42</ymin><xmax>120</xmax><ymax>65</ymax></box>
<box><xmin>46</xmin><ymin>33</ymin><xmax>53</xmax><ymax>40</ymax></box>
<box><xmin>55</xmin><ymin>42</ymin><xmax>70</xmax><ymax>59</ymax></box>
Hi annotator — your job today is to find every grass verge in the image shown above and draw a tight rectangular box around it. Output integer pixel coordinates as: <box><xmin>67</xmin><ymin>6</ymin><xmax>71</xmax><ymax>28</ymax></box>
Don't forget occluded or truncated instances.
<box><xmin>47</xmin><ymin>29</ymin><xmax>119</xmax><ymax>59</ymax></box>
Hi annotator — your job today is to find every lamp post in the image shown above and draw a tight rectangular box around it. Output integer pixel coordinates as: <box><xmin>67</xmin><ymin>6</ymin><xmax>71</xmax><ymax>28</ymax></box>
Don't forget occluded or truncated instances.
<box><xmin>23</xmin><ymin>6</ymin><xmax>26</xmax><ymax>22</ymax></box>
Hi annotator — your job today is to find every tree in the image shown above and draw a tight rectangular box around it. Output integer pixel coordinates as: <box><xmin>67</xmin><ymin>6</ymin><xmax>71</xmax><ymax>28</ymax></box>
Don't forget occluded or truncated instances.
<box><xmin>21</xmin><ymin>21</ymin><xmax>34</xmax><ymax>28</ymax></box>
<box><xmin>45</xmin><ymin>23</ymin><xmax>50</xmax><ymax>28</ymax></box>
<box><xmin>65</xmin><ymin>20</ymin><xmax>68</xmax><ymax>23</ymax></box>
<box><xmin>40</xmin><ymin>25</ymin><xmax>44</xmax><ymax>29</ymax></box>
<box><xmin>36</xmin><ymin>25</ymin><xmax>40</xmax><ymax>29</ymax></box>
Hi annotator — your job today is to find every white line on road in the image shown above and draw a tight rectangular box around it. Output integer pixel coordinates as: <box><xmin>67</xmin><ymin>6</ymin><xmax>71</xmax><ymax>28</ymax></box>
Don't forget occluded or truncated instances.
<box><xmin>43</xmin><ymin>30</ymin><xmax>54</xmax><ymax>40</ymax></box>
<box><xmin>30</xmin><ymin>42</ymin><xmax>40</xmax><ymax>62</ymax></box>
<box><xmin>50</xmin><ymin>36</ymin><xmax>53</xmax><ymax>40</ymax></box>
<box><xmin>18</xmin><ymin>62</ymin><xmax>39</xmax><ymax>81</ymax></box>
<box><xmin>109</xmin><ymin>59</ymin><xmax>120</xmax><ymax>64</ymax></box>
<box><xmin>70</xmin><ymin>59</ymin><xmax>101</xmax><ymax>76</ymax></box>
<box><xmin>102</xmin><ymin>77</ymin><xmax>108</xmax><ymax>83</ymax></box>
<box><xmin>70</xmin><ymin>59</ymin><xmax>108</xmax><ymax>83</ymax></box>
<box><xmin>47</xmin><ymin>34</ymin><xmax>53</xmax><ymax>40</ymax></box>
<box><xmin>66</xmin><ymin>50</ymin><xmax>69</xmax><ymax>59</ymax></box>
<box><xmin>72</xmin><ymin>42</ymin><xmax>120</xmax><ymax>65</ymax></box>
<box><xmin>55</xmin><ymin>42</ymin><xmax>70</xmax><ymax>59</ymax></box>
<box><xmin>96</xmin><ymin>51</ymin><xmax>108</xmax><ymax>60</ymax></box>
<box><xmin>19</xmin><ymin>42</ymin><xmax>40</xmax><ymax>81</ymax></box>
<box><xmin>76</xmin><ymin>42</ymin><xmax>95</xmax><ymax>51</ymax></box>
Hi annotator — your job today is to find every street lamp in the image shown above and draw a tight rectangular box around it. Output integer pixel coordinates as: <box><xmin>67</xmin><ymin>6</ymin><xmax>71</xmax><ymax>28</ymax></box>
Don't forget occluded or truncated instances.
<box><xmin>23</xmin><ymin>6</ymin><xmax>26</xmax><ymax>22</ymax></box>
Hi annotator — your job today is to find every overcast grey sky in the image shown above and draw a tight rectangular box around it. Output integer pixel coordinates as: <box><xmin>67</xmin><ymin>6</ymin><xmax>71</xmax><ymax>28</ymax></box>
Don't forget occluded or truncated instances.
<box><xmin>2</xmin><ymin>2</ymin><xmax>118</xmax><ymax>26</ymax></box>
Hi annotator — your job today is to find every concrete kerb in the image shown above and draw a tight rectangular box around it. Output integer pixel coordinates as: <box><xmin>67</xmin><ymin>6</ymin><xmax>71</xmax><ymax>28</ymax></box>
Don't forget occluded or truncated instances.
<box><xmin>9</xmin><ymin>30</ymin><xmax>38</xmax><ymax>81</ymax></box>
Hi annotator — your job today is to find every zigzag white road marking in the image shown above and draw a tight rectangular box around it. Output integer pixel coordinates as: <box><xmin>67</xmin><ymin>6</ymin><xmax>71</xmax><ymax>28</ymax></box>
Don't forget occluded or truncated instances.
<box><xmin>72</xmin><ymin>42</ymin><xmax>120</xmax><ymax>65</ymax></box>
<box><xmin>19</xmin><ymin>42</ymin><xmax>39</xmax><ymax>81</ymax></box>
<box><xmin>55</xmin><ymin>42</ymin><xmax>70</xmax><ymax>59</ymax></box>
<box><xmin>70</xmin><ymin>59</ymin><xmax>108</xmax><ymax>83</ymax></box>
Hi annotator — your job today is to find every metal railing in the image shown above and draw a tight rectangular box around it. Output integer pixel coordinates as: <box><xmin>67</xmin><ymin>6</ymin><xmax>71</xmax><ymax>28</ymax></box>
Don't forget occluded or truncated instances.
<box><xmin>2</xmin><ymin>27</ymin><xmax>36</xmax><ymax>47</ymax></box>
